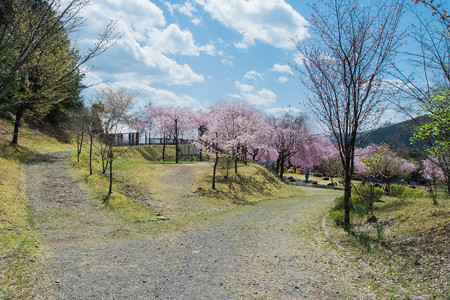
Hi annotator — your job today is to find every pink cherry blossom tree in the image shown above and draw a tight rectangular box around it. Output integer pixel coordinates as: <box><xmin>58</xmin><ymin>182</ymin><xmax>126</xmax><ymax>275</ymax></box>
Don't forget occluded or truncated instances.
<box><xmin>145</xmin><ymin>106</ymin><xmax>198</xmax><ymax>163</ymax></box>
<box><xmin>356</xmin><ymin>144</ymin><xmax>417</xmax><ymax>194</ymax></box>
<box><xmin>268</xmin><ymin>113</ymin><xmax>311</xmax><ymax>180</ymax></box>
<box><xmin>315</xmin><ymin>139</ymin><xmax>342</xmax><ymax>185</ymax></box>
<box><xmin>194</xmin><ymin>100</ymin><xmax>271</xmax><ymax>189</ymax></box>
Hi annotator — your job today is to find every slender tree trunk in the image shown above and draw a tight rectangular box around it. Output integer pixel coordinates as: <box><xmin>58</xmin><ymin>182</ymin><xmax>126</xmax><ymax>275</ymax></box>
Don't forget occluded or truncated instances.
<box><xmin>108</xmin><ymin>152</ymin><xmax>113</xmax><ymax>196</ymax></box>
<box><xmin>89</xmin><ymin>132</ymin><xmax>93</xmax><ymax>176</ymax></box>
<box><xmin>431</xmin><ymin>178</ymin><xmax>438</xmax><ymax>205</ymax></box>
<box><xmin>162</xmin><ymin>134</ymin><xmax>166</xmax><ymax>161</ymax></box>
<box><xmin>77</xmin><ymin>129</ymin><xmax>84</xmax><ymax>162</ymax></box>
<box><xmin>212</xmin><ymin>149</ymin><xmax>218</xmax><ymax>190</ymax></box>
<box><xmin>234</xmin><ymin>148</ymin><xmax>238</xmax><ymax>174</ymax></box>
<box><xmin>175</xmin><ymin>119</ymin><xmax>179</xmax><ymax>163</ymax></box>
<box><xmin>343</xmin><ymin>162</ymin><xmax>352</xmax><ymax>232</ymax></box>
<box><xmin>11</xmin><ymin>104</ymin><xmax>25</xmax><ymax>145</ymax></box>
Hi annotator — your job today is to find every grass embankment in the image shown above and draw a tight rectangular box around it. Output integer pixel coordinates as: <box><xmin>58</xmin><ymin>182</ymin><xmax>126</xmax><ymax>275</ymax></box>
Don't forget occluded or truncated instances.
<box><xmin>326</xmin><ymin>190</ymin><xmax>449</xmax><ymax>298</ymax></box>
<box><xmin>0</xmin><ymin>118</ymin><xmax>76</xmax><ymax>299</ymax></box>
<box><xmin>72</xmin><ymin>145</ymin><xmax>300</xmax><ymax>222</ymax></box>
<box><xmin>0</xmin><ymin>118</ymin><xmax>76</xmax><ymax>152</ymax></box>
<box><xmin>0</xmin><ymin>146</ymin><xmax>43</xmax><ymax>299</ymax></box>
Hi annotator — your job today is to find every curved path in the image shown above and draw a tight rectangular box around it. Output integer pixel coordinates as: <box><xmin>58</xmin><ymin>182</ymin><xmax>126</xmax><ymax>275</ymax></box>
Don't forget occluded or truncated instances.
<box><xmin>26</xmin><ymin>151</ymin><xmax>374</xmax><ymax>299</ymax></box>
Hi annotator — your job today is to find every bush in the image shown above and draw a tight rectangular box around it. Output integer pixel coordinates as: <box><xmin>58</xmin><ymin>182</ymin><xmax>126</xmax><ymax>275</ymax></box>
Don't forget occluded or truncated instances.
<box><xmin>330</xmin><ymin>209</ymin><xmax>345</xmax><ymax>227</ymax></box>
<box><xmin>352</xmin><ymin>185</ymin><xmax>384</xmax><ymax>202</ymax></box>
<box><xmin>333</xmin><ymin>195</ymin><xmax>354</xmax><ymax>211</ymax></box>
<box><xmin>390</xmin><ymin>184</ymin><xmax>405</xmax><ymax>197</ymax></box>
<box><xmin>399</xmin><ymin>188</ymin><xmax>429</xmax><ymax>199</ymax></box>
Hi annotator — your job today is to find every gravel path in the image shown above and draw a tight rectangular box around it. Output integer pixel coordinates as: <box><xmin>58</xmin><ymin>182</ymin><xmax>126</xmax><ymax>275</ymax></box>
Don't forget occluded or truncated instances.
<box><xmin>26</xmin><ymin>151</ymin><xmax>375</xmax><ymax>299</ymax></box>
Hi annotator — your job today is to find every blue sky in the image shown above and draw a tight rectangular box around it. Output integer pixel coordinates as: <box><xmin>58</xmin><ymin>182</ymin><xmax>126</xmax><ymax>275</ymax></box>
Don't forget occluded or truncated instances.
<box><xmin>76</xmin><ymin>0</ymin><xmax>431</xmax><ymax>123</ymax></box>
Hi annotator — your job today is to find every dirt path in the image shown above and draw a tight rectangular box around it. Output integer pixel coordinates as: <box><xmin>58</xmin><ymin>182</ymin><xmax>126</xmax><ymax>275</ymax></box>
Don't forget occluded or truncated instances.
<box><xmin>26</xmin><ymin>151</ymin><xmax>374</xmax><ymax>299</ymax></box>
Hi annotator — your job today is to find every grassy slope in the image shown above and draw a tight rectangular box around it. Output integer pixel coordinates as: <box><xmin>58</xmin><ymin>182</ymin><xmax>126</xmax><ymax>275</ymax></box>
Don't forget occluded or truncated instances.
<box><xmin>71</xmin><ymin>145</ymin><xmax>300</xmax><ymax>221</ymax></box>
<box><xmin>326</xmin><ymin>193</ymin><xmax>449</xmax><ymax>298</ymax></box>
<box><xmin>0</xmin><ymin>119</ymin><xmax>77</xmax><ymax>299</ymax></box>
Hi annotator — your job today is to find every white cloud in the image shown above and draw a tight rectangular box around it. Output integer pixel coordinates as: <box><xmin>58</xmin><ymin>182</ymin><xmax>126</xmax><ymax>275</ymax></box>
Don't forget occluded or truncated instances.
<box><xmin>164</xmin><ymin>1</ymin><xmax>203</xmax><ymax>25</ymax></box>
<box><xmin>277</xmin><ymin>76</ymin><xmax>288</xmax><ymax>84</ymax></box>
<box><xmin>77</xmin><ymin>0</ymin><xmax>210</xmax><ymax>86</ymax></box>
<box><xmin>378</xmin><ymin>108</ymin><xmax>411</xmax><ymax>125</ymax></box>
<box><xmin>244</xmin><ymin>88</ymin><xmax>277</xmax><ymax>106</ymax></box>
<box><xmin>271</xmin><ymin>63</ymin><xmax>293</xmax><ymax>74</ymax></box>
<box><xmin>293</xmin><ymin>53</ymin><xmax>305</xmax><ymax>65</ymax></box>
<box><xmin>192</xmin><ymin>18</ymin><xmax>202</xmax><ymax>25</ymax></box>
<box><xmin>165</xmin><ymin>1</ymin><xmax>197</xmax><ymax>18</ymax></box>
<box><xmin>243</xmin><ymin>70</ymin><xmax>263</xmax><ymax>81</ymax></box>
<box><xmin>221</xmin><ymin>56</ymin><xmax>234</xmax><ymax>66</ymax></box>
<box><xmin>196</xmin><ymin>0</ymin><xmax>309</xmax><ymax>49</ymax></box>
<box><xmin>266</xmin><ymin>106</ymin><xmax>302</xmax><ymax>117</ymax></box>
<box><xmin>234</xmin><ymin>81</ymin><xmax>254</xmax><ymax>93</ymax></box>
<box><xmin>110</xmin><ymin>80</ymin><xmax>202</xmax><ymax>108</ymax></box>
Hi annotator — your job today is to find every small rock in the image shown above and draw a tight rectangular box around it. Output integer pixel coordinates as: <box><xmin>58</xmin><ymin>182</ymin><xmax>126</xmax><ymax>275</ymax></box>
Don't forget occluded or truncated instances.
<box><xmin>54</xmin><ymin>280</ymin><xmax>60</xmax><ymax>284</ymax></box>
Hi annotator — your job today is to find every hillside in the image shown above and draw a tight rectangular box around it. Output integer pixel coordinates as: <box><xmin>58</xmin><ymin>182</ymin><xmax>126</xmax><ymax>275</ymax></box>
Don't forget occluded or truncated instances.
<box><xmin>359</xmin><ymin>115</ymin><xmax>430</xmax><ymax>150</ymax></box>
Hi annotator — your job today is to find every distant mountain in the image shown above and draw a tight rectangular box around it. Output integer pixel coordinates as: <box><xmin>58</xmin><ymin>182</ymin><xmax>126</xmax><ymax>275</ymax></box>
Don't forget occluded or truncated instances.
<box><xmin>358</xmin><ymin>115</ymin><xmax>431</xmax><ymax>150</ymax></box>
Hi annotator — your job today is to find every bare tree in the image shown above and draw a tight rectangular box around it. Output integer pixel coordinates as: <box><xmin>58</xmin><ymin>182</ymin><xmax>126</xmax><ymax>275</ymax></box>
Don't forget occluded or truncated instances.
<box><xmin>93</xmin><ymin>87</ymin><xmax>136</xmax><ymax>202</ymax></box>
<box><xmin>292</xmin><ymin>0</ymin><xmax>405</xmax><ymax>231</ymax></box>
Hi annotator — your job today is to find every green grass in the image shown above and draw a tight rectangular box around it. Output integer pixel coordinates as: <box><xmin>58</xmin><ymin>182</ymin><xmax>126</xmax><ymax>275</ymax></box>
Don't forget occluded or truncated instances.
<box><xmin>72</xmin><ymin>145</ymin><xmax>301</xmax><ymax>220</ymax></box>
<box><xmin>0</xmin><ymin>145</ymin><xmax>44</xmax><ymax>299</ymax></box>
<box><xmin>0</xmin><ymin>118</ymin><xmax>77</xmax><ymax>152</ymax></box>
<box><xmin>71</xmin><ymin>151</ymin><xmax>155</xmax><ymax>222</ymax></box>
<box><xmin>326</xmin><ymin>193</ymin><xmax>450</xmax><ymax>298</ymax></box>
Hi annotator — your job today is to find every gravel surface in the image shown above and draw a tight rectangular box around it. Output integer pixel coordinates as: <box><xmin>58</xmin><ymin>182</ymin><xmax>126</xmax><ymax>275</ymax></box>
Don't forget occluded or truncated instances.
<box><xmin>26</xmin><ymin>151</ymin><xmax>375</xmax><ymax>299</ymax></box>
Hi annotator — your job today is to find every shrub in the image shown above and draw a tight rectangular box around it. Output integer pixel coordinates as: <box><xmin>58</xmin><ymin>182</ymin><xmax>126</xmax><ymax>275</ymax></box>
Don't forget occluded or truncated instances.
<box><xmin>330</xmin><ymin>209</ymin><xmax>345</xmax><ymax>227</ymax></box>
<box><xmin>399</xmin><ymin>188</ymin><xmax>429</xmax><ymax>199</ymax></box>
<box><xmin>352</xmin><ymin>185</ymin><xmax>384</xmax><ymax>202</ymax></box>
<box><xmin>390</xmin><ymin>184</ymin><xmax>405</xmax><ymax>197</ymax></box>
<box><xmin>333</xmin><ymin>196</ymin><xmax>354</xmax><ymax>211</ymax></box>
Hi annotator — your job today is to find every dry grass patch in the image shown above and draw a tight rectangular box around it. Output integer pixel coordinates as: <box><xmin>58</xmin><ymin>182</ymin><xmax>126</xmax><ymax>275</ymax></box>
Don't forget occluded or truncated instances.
<box><xmin>326</xmin><ymin>195</ymin><xmax>450</xmax><ymax>298</ymax></box>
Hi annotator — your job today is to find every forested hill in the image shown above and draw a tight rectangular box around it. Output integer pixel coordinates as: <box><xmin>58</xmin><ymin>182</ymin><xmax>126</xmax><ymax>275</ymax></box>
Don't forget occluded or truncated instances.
<box><xmin>358</xmin><ymin>115</ymin><xmax>431</xmax><ymax>149</ymax></box>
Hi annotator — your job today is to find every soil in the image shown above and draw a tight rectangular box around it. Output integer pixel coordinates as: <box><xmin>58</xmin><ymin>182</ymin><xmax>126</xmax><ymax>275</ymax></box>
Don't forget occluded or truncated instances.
<box><xmin>25</xmin><ymin>151</ymin><xmax>377</xmax><ymax>299</ymax></box>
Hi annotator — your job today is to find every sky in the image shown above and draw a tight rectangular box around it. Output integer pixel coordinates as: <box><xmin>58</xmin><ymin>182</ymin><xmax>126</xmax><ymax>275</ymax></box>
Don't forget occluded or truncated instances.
<box><xmin>75</xmin><ymin>0</ymin><xmax>430</xmax><ymax>124</ymax></box>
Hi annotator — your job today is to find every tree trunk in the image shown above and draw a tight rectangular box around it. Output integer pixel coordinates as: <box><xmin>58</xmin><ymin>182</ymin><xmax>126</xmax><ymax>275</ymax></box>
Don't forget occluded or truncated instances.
<box><xmin>280</xmin><ymin>156</ymin><xmax>285</xmax><ymax>180</ymax></box>
<box><xmin>108</xmin><ymin>152</ymin><xmax>113</xmax><ymax>196</ymax></box>
<box><xmin>162</xmin><ymin>134</ymin><xmax>166</xmax><ymax>161</ymax></box>
<box><xmin>89</xmin><ymin>132</ymin><xmax>93</xmax><ymax>176</ymax></box>
<box><xmin>175</xmin><ymin>119</ymin><xmax>179</xmax><ymax>163</ymax></box>
<box><xmin>212</xmin><ymin>150</ymin><xmax>218</xmax><ymax>190</ymax></box>
<box><xmin>234</xmin><ymin>148</ymin><xmax>238</xmax><ymax>174</ymax></box>
<box><xmin>77</xmin><ymin>129</ymin><xmax>84</xmax><ymax>162</ymax></box>
<box><xmin>343</xmin><ymin>166</ymin><xmax>352</xmax><ymax>232</ymax></box>
<box><xmin>101</xmin><ymin>143</ymin><xmax>108</xmax><ymax>174</ymax></box>
<box><xmin>11</xmin><ymin>104</ymin><xmax>25</xmax><ymax>145</ymax></box>
<box><xmin>276</xmin><ymin>157</ymin><xmax>280</xmax><ymax>174</ymax></box>
<box><xmin>431</xmin><ymin>178</ymin><xmax>438</xmax><ymax>205</ymax></box>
